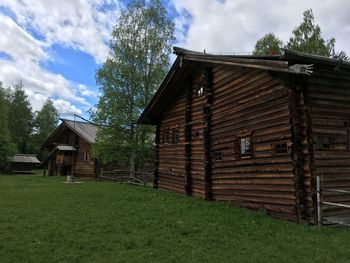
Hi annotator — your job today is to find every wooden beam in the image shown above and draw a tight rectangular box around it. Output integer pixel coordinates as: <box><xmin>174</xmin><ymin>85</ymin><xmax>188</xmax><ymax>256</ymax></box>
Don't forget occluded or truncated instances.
<box><xmin>153</xmin><ymin>125</ymin><xmax>160</xmax><ymax>189</ymax></box>
<box><xmin>184</xmin><ymin>56</ymin><xmax>313</xmax><ymax>76</ymax></box>
<box><xmin>203</xmin><ymin>67</ymin><xmax>213</xmax><ymax>200</ymax></box>
<box><xmin>184</xmin><ymin>79</ymin><xmax>193</xmax><ymax>196</ymax></box>
<box><xmin>288</xmin><ymin>85</ymin><xmax>307</xmax><ymax>223</ymax></box>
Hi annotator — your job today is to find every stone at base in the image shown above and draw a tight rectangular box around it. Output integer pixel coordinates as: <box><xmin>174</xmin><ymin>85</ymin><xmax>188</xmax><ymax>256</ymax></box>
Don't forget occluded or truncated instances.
<box><xmin>66</xmin><ymin>175</ymin><xmax>75</xmax><ymax>183</ymax></box>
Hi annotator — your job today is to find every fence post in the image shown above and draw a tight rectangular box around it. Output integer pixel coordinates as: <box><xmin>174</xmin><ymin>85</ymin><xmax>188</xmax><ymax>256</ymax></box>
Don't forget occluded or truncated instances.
<box><xmin>316</xmin><ymin>175</ymin><xmax>322</xmax><ymax>226</ymax></box>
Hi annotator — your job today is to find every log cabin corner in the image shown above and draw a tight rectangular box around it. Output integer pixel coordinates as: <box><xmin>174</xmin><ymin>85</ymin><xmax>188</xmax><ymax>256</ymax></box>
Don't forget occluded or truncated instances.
<box><xmin>138</xmin><ymin>47</ymin><xmax>350</xmax><ymax>224</ymax></box>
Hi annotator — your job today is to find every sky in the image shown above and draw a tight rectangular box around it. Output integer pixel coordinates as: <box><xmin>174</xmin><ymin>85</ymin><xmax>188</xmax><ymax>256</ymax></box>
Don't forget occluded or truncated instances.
<box><xmin>1</xmin><ymin>0</ymin><xmax>350</xmax><ymax>118</ymax></box>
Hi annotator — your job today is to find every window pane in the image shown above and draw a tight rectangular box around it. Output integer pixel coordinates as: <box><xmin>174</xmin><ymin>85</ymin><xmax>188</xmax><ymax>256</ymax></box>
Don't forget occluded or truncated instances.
<box><xmin>275</xmin><ymin>143</ymin><xmax>287</xmax><ymax>154</ymax></box>
<box><xmin>240</xmin><ymin>137</ymin><xmax>251</xmax><ymax>155</ymax></box>
<box><xmin>172</xmin><ymin>129</ymin><xmax>179</xmax><ymax>144</ymax></box>
<box><xmin>163</xmin><ymin>130</ymin><xmax>169</xmax><ymax>144</ymax></box>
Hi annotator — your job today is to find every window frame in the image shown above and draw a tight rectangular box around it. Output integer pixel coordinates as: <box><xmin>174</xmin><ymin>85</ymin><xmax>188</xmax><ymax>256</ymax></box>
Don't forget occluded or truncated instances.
<box><xmin>172</xmin><ymin>128</ymin><xmax>179</xmax><ymax>145</ymax></box>
<box><xmin>163</xmin><ymin>129</ymin><xmax>170</xmax><ymax>144</ymax></box>
<box><xmin>83</xmin><ymin>152</ymin><xmax>90</xmax><ymax>162</ymax></box>
<box><xmin>236</xmin><ymin>130</ymin><xmax>254</xmax><ymax>159</ymax></box>
<box><xmin>274</xmin><ymin>142</ymin><xmax>288</xmax><ymax>154</ymax></box>
<box><xmin>315</xmin><ymin>136</ymin><xmax>333</xmax><ymax>150</ymax></box>
<box><xmin>196</xmin><ymin>86</ymin><xmax>204</xmax><ymax>97</ymax></box>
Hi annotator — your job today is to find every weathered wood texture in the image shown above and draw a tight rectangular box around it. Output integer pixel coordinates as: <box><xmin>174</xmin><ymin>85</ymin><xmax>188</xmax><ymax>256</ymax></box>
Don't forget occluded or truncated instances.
<box><xmin>148</xmin><ymin>49</ymin><xmax>350</xmax><ymax>224</ymax></box>
<box><xmin>74</xmin><ymin>137</ymin><xmax>95</xmax><ymax>178</ymax></box>
<box><xmin>158</xmin><ymin>93</ymin><xmax>187</xmax><ymax>194</ymax></box>
<box><xmin>155</xmin><ymin>65</ymin><xmax>303</xmax><ymax>221</ymax></box>
<box><xmin>158</xmin><ymin>72</ymin><xmax>207</xmax><ymax>198</ymax></box>
<box><xmin>287</xmin><ymin>83</ymin><xmax>314</xmax><ymax>223</ymax></box>
<box><xmin>307</xmin><ymin>69</ymin><xmax>350</xmax><ymax>218</ymax></box>
<box><xmin>209</xmin><ymin>66</ymin><xmax>296</xmax><ymax>221</ymax></box>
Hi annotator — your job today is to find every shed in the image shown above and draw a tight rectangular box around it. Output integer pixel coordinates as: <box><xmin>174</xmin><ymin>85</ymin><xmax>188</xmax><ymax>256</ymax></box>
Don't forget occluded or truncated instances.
<box><xmin>138</xmin><ymin>47</ymin><xmax>350</xmax><ymax>224</ymax></box>
<box><xmin>9</xmin><ymin>154</ymin><xmax>41</xmax><ymax>174</ymax></box>
<box><xmin>42</xmin><ymin>119</ymin><xmax>99</xmax><ymax>178</ymax></box>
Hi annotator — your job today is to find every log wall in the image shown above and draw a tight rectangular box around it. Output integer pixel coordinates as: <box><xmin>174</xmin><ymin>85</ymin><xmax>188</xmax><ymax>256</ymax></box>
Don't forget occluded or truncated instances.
<box><xmin>155</xmin><ymin>64</ymin><xmax>303</xmax><ymax>221</ymax></box>
<box><xmin>209</xmin><ymin>66</ymin><xmax>297</xmax><ymax>221</ymax></box>
<box><xmin>158</xmin><ymin>93</ymin><xmax>187</xmax><ymax>194</ymax></box>
<box><xmin>74</xmin><ymin>137</ymin><xmax>96</xmax><ymax>178</ymax></box>
<box><xmin>307</xmin><ymin>69</ymin><xmax>350</xmax><ymax>218</ymax></box>
<box><xmin>157</xmin><ymin>71</ymin><xmax>208</xmax><ymax>198</ymax></box>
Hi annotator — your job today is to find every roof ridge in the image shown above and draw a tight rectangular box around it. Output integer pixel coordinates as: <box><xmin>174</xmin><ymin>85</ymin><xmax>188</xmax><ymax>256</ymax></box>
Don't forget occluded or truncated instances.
<box><xmin>59</xmin><ymin>118</ymin><xmax>98</xmax><ymax>126</ymax></box>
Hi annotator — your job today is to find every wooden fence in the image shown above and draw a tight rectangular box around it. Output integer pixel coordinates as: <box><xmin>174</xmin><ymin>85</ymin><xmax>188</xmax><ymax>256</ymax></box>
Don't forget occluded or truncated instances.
<box><xmin>317</xmin><ymin>175</ymin><xmax>350</xmax><ymax>226</ymax></box>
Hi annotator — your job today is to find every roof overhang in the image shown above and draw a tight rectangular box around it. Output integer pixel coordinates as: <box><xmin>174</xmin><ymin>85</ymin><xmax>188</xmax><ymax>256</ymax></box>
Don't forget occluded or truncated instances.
<box><xmin>138</xmin><ymin>47</ymin><xmax>321</xmax><ymax>125</ymax></box>
<box><xmin>9</xmin><ymin>154</ymin><xmax>41</xmax><ymax>164</ymax></box>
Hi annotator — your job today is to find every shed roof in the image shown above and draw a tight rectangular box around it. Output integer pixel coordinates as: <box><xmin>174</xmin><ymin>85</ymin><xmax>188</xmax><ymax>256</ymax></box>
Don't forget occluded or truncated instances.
<box><xmin>138</xmin><ymin>47</ymin><xmax>350</xmax><ymax>125</ymax></box>
<box><xmin>56</xmin><ymin>145</ymin><xmax>76</xmax><ymax>151</ymax></box>
<box><xmin>9</xmin><ymin>154</ymin><xmax>41</xmax><ymax>164</ymax></box>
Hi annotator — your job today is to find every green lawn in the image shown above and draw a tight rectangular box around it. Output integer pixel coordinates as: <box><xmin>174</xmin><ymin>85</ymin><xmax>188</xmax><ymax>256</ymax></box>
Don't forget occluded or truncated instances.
<box><xmin>0</xmin><ymin>176</ymin><xmax>350</xmax><ymax>263</ymax></box>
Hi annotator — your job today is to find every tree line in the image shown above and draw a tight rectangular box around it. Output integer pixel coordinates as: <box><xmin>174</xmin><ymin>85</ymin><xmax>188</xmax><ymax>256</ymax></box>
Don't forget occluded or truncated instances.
<box><xmin>253</xmin><ymin>9</ymin><xmax>348</xmax><ymax>59</ymax></box>
<box><xmin>0</xmin><ymin>81</ymin><xmax>58</xmax><ymax>168</ymax></box>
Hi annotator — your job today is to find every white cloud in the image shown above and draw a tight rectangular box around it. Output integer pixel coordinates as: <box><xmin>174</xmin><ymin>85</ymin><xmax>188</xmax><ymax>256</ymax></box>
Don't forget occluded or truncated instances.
<box><xmin>0</xmin><ymin>0</ymin><xmax>118</xmax><ymax>116</ymax></box>
<box><xmin>53</xmin><ymin>99</ymin><xmax>82</xmax><ymax>116</ymax></box>
<box><xmin>172</xmin><ymin>0</ymin><xmax>350</xmax><ymax>55</ymax></box>
<box><xmin>1</xmin><ymin>0</ymin><xmax>120</xmax><ymax>63</ymax></box>
<box><xmin>0</xmin><ymin>14</ymin><xmax>48</xmax><ymax>62</ymax></box>
<box><xmin>77</xmin><ymin>84</ymin><xmax>96</xmax><ymax>97</ymax></box>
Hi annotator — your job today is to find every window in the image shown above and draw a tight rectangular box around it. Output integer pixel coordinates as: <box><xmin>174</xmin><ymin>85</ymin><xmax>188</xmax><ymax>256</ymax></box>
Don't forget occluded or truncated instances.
<box><xmin>196</xmin><ymin>86</ymin><xmax>204</xmax><ymax>97</ymax></box>
<box><xmin>316</xmin><ymin>136</ymin><xmax>333</xmax><ymax>150</ymax></box>
<box><xmin>83</xmin><ymin>152</ymin><xmax>90</xmax><ymax>162</ymax></box>
<box><xmin>214</xmin><ymin>151</ymin><xmax>223</xmax><ymax>161</ymax></box>
<box><xmin>239</xmin><ymin>137</ymin><xmax>251</xmax><ymax>157</ymax></box>
<box><xmin>163</xmin><ymin>129</ymin><xmax>169</xmax><ymax>144</ymax></box>
<box><xmin>195</xmin><ymin>131</ymin><xmax>200</xmax><ymax>140</ymax></box>
<box><xmin>275</xmin><ymin>143</ymin><xmax>287</xmax><ymax>154</ymax></box>
<box><xmin>172</xmin><ymin>129</ymin><xmax>179</xmax><ymax>144</ymax></box>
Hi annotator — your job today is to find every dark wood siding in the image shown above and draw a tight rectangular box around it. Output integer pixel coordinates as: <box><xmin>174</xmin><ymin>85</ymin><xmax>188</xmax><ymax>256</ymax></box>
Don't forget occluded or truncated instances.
<box><xmin>209</xmin><ymin>66</ymin><xmax>296</xmax><ymax>221</ymax></box>
<box><xmin>307</xmin><ymin>69</ymin><xmax>350</xmax><ymax>218</ymax></box>
<box><xmin>75</xmin><ymin>137</ymin><xmax>95</xmax><ymax>178</ymax></box>
<box><xmin>158</xmin><ymin>94</ymin><xmax>187</xmax><ymax>194</ymax></box>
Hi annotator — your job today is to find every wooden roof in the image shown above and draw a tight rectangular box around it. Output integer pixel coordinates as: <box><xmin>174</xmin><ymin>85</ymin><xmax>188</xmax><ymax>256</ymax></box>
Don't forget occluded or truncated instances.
<box><xmin>9</xmin><ymin>154</ymin><xmax>41</xmax><ymax>164</ymax></box>
<box><xmin>138</xmin><ymin>47</ymin><xmax>350</xmax><ymax>125</ymax></box>
<box><xmin>42</xmin><ymin>119</ymin><xmax>99</xmax><ymax>149</ymax></box>
<box><xmin>62</xmin><ymin>119</ymin><xmax>99</xmax><ymax>144</ymax></box>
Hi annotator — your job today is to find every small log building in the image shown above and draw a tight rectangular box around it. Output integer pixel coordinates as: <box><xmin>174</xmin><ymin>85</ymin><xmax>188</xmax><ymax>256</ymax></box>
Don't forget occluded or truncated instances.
<box><xmin>8</xmin><ymin>154</ymin><xmax>41</xmax><ymax>174</ymax></box>
<box><xmin>138</xmin><ymin>47</ymin><xmax>350</xmax><ymax>223</ymax></box>
<box><xmin>42</xmin><ymin>119</ymin><xmax>99</xmax><ymax>178</ymax></box>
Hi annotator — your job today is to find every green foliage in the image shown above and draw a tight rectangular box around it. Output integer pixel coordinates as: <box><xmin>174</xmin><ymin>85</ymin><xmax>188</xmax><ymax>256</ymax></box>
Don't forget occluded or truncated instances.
<box><xmin>253</xmin><ymin>9</ymin><xmax>348</xmax><ymax>60</ymax></box>
<box><xmin>92</xmin><ymin>0</ymin><xmax>175</xmax><ymax>167</ymax></box>
<box><xmin>286</xmin><ymin>9</ymin><xmax>335</xmax><ymax>56</ymax></box>
<box><xmin>333</xmin><ymin>50</ymin><xmax>349</xmax><ymax>61</ymax></box>
<box><xmin>28</xmin><ymin>99</ymin><xmax>59</xmax><ymax>161</ymax></box>
<box><xmin>1</xmin><ymin>176</ymin><xmax>350</xmax><ymax>262</ymax></box>
<box><xmin>7</xmin><ymin>81</ymin><xmax>33</xmax><ymax>153</ymax></box>
<box><xmin>252</xmin><ymin>33</ymin><xmax>283</xmax><ymax>55</ymax></box>
<box><xmin>0</xmin><ymin>83</ymin><xmax>16</xmax><ymax>168</ymax></box>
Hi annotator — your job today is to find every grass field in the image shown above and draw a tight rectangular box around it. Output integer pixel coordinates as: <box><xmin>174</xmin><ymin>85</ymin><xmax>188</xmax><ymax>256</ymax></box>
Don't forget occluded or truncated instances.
<box><xmin>0</xmin><ymin>175</ymin><xmax>350</xmax><ymax>263</ymax></box>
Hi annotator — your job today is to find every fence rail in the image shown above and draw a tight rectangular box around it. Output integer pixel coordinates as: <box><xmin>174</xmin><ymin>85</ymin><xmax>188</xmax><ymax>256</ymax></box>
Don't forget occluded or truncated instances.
<box><xmin>98</xmin><ymin>168</ymin><xmax>153</xmax><ymax>186</ymax></box>
<box><xmin>317</xmin><ymin>175</ymin><xmax>350</xmax><ymax>226</ymax></box>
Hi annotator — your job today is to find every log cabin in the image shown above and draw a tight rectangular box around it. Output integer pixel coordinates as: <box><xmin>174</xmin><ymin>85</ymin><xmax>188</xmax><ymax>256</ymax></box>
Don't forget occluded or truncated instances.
<box><xmin>138</xmin><ymin>47</ymin><xmax>350</xmax><ymax>224</ymax></box>
<box><xmin>8</xmin><ymin>154</ymin><xmax>41</xmax><ymax>174</ymax></box>
<box><xmin>42</xmin><ymin>119</ymin><xmax>99</xmax><ymax>178</ymax></box>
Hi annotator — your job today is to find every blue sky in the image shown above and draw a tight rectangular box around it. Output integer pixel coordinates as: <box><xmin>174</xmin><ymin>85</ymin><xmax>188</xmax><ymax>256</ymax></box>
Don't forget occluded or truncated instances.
<box><xmin>0</xmin><ymin>0</ymin><xmax>350</xmax><ymax>119</ymax></box>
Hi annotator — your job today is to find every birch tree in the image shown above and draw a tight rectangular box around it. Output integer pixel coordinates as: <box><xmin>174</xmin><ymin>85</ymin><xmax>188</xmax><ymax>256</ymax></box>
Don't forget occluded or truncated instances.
<box><xmin>91</xmin><ymin>0</ymin><xmax>175</xmax><ymax>171</ymax></box>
